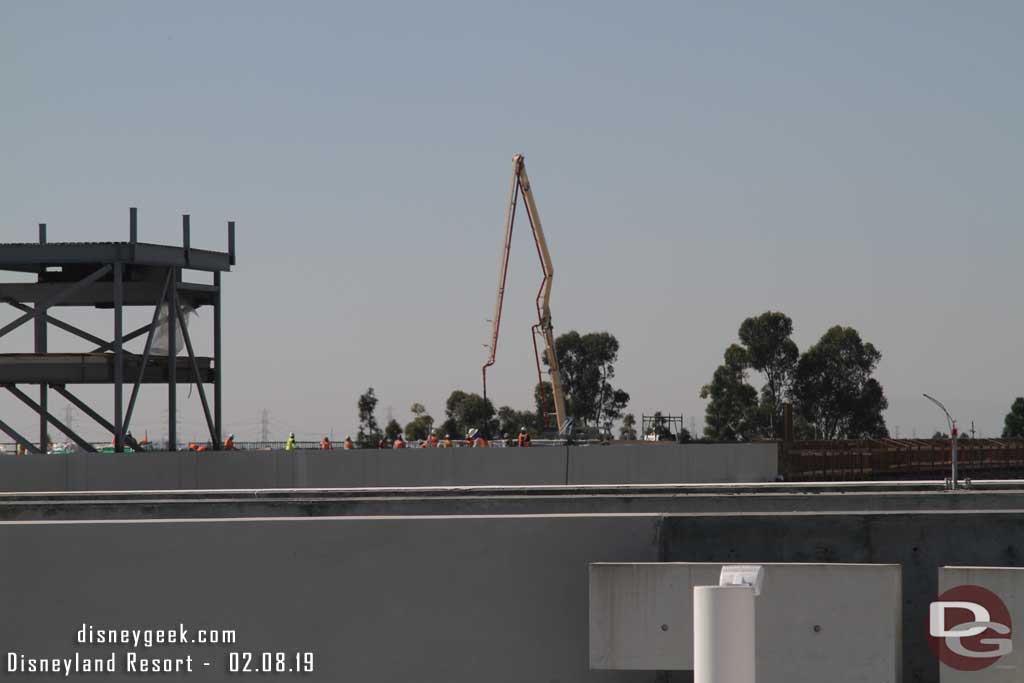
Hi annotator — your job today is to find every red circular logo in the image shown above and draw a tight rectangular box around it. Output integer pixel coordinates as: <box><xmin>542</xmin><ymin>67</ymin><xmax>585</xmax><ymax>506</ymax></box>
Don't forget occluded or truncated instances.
<box><xmin>928</xmin><ymin>585</ymin><xmax>1013</xmax><ymax>671</ymax></box>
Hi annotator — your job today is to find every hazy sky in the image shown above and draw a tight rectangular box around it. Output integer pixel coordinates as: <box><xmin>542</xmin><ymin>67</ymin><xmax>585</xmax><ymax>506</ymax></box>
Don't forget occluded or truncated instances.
<box><xmin>1</xmin><ymin>1</ymin><xmax>1022</xmax><ymax>443</ymax></box>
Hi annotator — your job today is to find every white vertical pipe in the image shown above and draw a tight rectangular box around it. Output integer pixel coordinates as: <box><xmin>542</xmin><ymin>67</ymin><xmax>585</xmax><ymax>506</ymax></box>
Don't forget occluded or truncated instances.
<box><xmin>694</xmin><ymin>585</ymin><xmax>756</xmax><ymax>683</ymax></box>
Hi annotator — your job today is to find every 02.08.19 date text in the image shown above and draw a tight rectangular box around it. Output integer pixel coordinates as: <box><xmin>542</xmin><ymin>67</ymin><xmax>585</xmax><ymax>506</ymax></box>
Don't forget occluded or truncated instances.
<box><xmin>228</xmin><ymin>652</ymin><xmax>314</xmax><ymax>674</ymax></box>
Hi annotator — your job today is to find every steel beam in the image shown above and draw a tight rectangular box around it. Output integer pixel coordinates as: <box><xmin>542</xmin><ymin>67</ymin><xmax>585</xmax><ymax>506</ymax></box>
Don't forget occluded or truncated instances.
<box><xmin>4</xmin><ymin>299</ymin><xmax>110</xmax><ymax>348</ymax></box>
<box><xmin>123</xmin><ymin>270</ymin><xmax>172</xmax><ymax>435</ymax></box>
<box><xmin>91</xmin><ymin>320</ymin><xmax>157</xmax><ymax>353</ymax></box>
<box><xmin>0</xmin><ymin>265</ymin><xmax>111</xmax><ymax>339</ymax></box>
<box><xmin>0</xmin><ymin>417</ymin><xmax>41</xmax><ymax>454</ymax></box>
<box><xmin>176</xmin><ymin>303</ymin><xmax>216</xmax><ymax>444</ymax></box>
<box><xmin>50</xmin><ymin>385</ymin><xmax>117</xmax><ymax>436</ymax></box>
<box><xmin>5</xmin><ymin>384</ymin><xmax>97</xmax><ymax>453</ymax></box>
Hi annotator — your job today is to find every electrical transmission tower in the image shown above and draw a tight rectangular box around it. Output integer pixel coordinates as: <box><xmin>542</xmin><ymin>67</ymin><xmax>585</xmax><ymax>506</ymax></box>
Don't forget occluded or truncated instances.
<box><xmin>259</xmin><ymin>409</ymin><xmax>270</xmax><ymax>443</ymax></box>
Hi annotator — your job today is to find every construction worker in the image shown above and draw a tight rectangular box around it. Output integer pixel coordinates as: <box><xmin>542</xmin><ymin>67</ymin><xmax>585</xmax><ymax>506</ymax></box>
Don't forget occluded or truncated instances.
<box><xmin>442</xmin><ymin>434</ymin><xmax>453</xmax><ymax>448</ymax></box>
<box><xmin>285</xmin><ymin>432</ymin><xmax>297</xmax><ymax>451</ymax></box>
<box><xmin>223</xmin><ymin>434</ymin><xmax>235</xmax><ymax>450</ymax></box>
<box><xmin>427</xmin><ymin>429</ymin><xmax>439</xmax><ymax>448</ymax></box>
<box><xmin>394</xmin><ymin>433</ymin><xmax>406</xmax><ymax>449</ymax></box>
<box><xmin>465</xmin><ymin>429</ymin><xmax>477</xmax><ymax>447</ymax></box>
<box><xmin>343</xmin><ymin>435</ymin><xmax>354</xmax><ymax>450</ymax></box>
<box><xmin>518</xmin><ymin>427</ymin><xmax>532</xmax><ymax>448</ymax></box>
<box><xmin>320</xmin><ymin>436</ymin><xmax>332</xmax><ymax>450</ymax></box>
<box><xmin>196</xmin><ymin>443</ymin><xmax>208</xmax><ymax>452</ymax></box>
<box><xmin>471</xmin><ymin>428</ymin><xmax>489</xmax><ymax>448</ymax></box>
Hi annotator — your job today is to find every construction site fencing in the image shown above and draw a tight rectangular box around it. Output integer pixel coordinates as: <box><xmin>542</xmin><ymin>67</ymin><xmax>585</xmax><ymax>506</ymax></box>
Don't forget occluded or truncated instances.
<box><xmin>783</xmin><ymin>437</ymin><xmax>1024</xmax><ymax>480</ymax></box>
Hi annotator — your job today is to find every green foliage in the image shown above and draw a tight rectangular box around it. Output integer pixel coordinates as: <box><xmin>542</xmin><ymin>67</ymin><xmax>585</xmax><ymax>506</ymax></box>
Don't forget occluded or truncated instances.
<box><xmin>383</xmin><ymin>419</ymin><xmax>402</xmax><ymax>442</ymax></box>
<box><xmin>497</xmin><ymin>406</ymin><xmax>539</xmax><ymax>437</ymax></box>
<box><xmin>738</xmin><ymin>312</ymin><xmax>798</xmax><ymax>437</ymax></box>
<box><xmin>700</xmin><ymin>344</ymin><xmax>759</xmax><ymax>441</ymax></box>
<box><xmin>793</xmin><ymin>326</ymin><xmax>888</xmax><ymax>439</ymax></box>
<box><xmin>649</xmin><ymin>412</ymin><xmax>674</xmax><ymax>441</ymax></box>
<box><xmin>535</xmin><ymin>382</ymin><xmax>555</xmax><ymax>429</ymax></box>
<box><xmin>545</xmin><ymin>331</ymin><xmax>630</xmax><ymax>427</ymax></box>
<box><xmin>1003</xmin><ymin>398</ymin><xmax>1024</xmax><ymax>438</ymax></box>
<box><xmin>619</xmin><ymin>413</ymin><xmax>638</xmax><ymax>441</ymax></box>
<box><xmin>405</xmin><ymin>403</ymin><xmax>434</xmax><ymax>441</ymax></box>
<box><xmin>436</xmin><ymin>418</ymin><xmax>459</xmax><ymax>440</ymax></box>
<box><xmin>444</xmin><ymin>390</ymin><xmax>497</xmax><ymax>438</ymax></box>
<box><xmin>357</xmin><ymin>387</ymin><xmax>381</xmax><ymax>448</ymax></box>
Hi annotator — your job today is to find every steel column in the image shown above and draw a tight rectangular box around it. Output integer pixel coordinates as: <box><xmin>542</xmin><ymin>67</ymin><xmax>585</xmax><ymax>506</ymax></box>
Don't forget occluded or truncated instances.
<box><xmin>214</xmin><ymin>270</ymin><xmax>222</xmax><ymax>450</ymax></box>
<box><xmin>168</xmin><ymin>265</ymin><xmax>177</xmax><ymax>451</ymax></box>
<box><xmin>36</xmin><ymin>223</ymin><xmax>48</xmax><ymax>450</ymax></box>
<box><xmin>113</xmin><ymin>262</ymin><xmax>124</xmax><ymax>452</ymax></box>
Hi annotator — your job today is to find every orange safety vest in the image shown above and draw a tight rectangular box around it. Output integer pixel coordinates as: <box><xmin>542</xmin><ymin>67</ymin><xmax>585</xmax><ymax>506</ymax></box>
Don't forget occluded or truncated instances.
<box><xmin>517</xmin><ymin>433</ymin><xmax>531</xmax><ymax>447</ymax></box>
<box><xmin>343</xmin><ymin>439</ymin><xmax>354</xmax><ymax>450</ymax></box>
<box><xmin>428</xmin><ymin>435</ymin><xmax>439</xmax><ymax>447</ymax></box>
<box><xmin>442</xmin><ymin>439</ymin><xmax>452</xmax><ymax>448</ymax></box>
<box><xmin>320</xmin><ymin>439</ymin><xmax>332</xmax><ymax>450</ymax></box>
<box><xmin>224</xmin><ymin>438</ymin><xmax>235</xmax><ymax>450</ymax></box>
<box><xmin>197</xmin><ymin>445</ymin><xmax>208</xmax><ymax>452</ymax></box>
<box><xmin>473</xmin><ymin>437</ymin><xmax>489</xmax><ymax>448</ymax></box>
<box><xmin>394</xmin><ymin>439</ymin><xmax>406</xmax><ymax>449</ymax></box>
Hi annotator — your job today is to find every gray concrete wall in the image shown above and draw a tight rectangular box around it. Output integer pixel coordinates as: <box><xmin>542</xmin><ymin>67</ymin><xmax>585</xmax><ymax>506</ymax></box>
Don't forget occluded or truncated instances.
<box><xmin>0</xmin><ymin>514</ymin><xmax>660</xmax><ymax>683</ymax></box>
<box><xmin>590</xmin><ymin>562</ymin><xmax>902</xmax><ymax>681</ymax></box>
<box><xmin>8</xmin><ymin>481</ymin><xmax>1024</xmax><ymax>522</ymax></box>
<box><xmin>659</xmin><ymin>511</ymin><xmax>1024</xmax><ymax>683</ymax></box>
<box><xmin>0</xmin><ymin>443</ymin><xmax>778</xmax><ymax>492</ymax></box>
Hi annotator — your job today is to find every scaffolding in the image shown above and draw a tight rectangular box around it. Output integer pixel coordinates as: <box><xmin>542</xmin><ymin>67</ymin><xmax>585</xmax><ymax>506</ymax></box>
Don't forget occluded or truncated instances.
<box><xmin>0</xmin><ymin>209</ymin><xmax>234</xmax><ymax>452</ymax></box>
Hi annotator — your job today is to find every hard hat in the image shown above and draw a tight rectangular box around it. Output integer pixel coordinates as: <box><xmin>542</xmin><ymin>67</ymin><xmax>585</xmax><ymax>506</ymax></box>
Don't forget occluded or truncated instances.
<box><xmin>431</xmin><ymin>429</ymin><xmax>436</xmax><ymax>434</ymax></box>
<box><xmin>289</xmin><ymin>432</ymin><xmax>295</xmax><ymax>438</ymax></box>
<box><xmin>468</xmin><ymin>428</ymin><xmax>479</xmax><ymax>438</ymax></box>
<box><xmin>520</xmin><ymin>426</ymin><xmax>527</xmax><ymax>431</ymax></box>
<box><xmin>345</xmin><ymin>435</ymin><xmax>351</xmax><ymax>440</ymax></box>
<box><xmin>445</xmin><ymin>434</ymin><xmax>450</xmax><ymax>438</ymax></box>
<box><xmin>228</xmin><ymin>434</ymin><xmax>234</xmax><ymax>439</ymax></box>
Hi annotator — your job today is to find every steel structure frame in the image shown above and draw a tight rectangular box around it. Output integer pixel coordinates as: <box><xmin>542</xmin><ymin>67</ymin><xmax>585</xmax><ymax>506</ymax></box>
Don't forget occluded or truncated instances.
<box><xmin>0</xmin><ymin>208</ymin><xmax>234</xmax><ymax>453</ymax></box>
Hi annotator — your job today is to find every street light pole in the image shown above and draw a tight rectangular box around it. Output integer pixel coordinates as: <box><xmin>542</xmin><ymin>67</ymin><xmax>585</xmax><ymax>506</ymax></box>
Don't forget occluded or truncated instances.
<box><xmin>923</xmin><ymin>393</ymin><xmax>958</xmax><ymax>490</ymax></box>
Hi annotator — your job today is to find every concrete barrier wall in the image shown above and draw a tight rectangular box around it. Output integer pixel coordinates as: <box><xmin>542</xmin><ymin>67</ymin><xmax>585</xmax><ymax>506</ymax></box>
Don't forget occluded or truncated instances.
<box><xmin>0</xmin><ymin>443</ymin><xmax>778</xmax><ymax>492</ymax></box>
<box><xmin>590</xmin><ymin>562</ymin><xmax>901</xmax><ymax>681</ymax></box>
<box><xmin>0</xmin><ymin>514</ymin><xmax>660</xmax><ymax>683</ymax></box>
<box><xmin>660</xmin><ymin>511</ymin><xmax>1024</xmax><ymax>683</ymax></box>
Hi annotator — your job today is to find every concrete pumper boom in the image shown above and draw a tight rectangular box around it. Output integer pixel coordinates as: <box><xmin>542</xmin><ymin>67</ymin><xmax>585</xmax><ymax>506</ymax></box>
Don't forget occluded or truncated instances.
<box><xmin>481</xmin><ymin>154</ymin><xmax>568</xmax><ymax>433</ymax></box>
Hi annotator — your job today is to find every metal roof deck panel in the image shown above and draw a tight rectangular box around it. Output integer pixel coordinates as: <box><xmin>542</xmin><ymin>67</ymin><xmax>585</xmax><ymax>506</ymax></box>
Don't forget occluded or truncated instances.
<box><xmin>0</xmin><ymin>242</ymin><xmax>231</xmax><ymax>272</ymax></box>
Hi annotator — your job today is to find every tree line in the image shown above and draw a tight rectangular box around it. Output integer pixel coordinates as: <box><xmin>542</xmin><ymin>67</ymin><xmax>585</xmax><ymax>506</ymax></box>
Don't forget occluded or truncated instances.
<box><xmin>354</xmin><ymin>330</ymin><xmax>631</xmax><ymax>447</ymax></box>
<box><xmin>701</xmin><ymin>311</ymin><xmax>888</xmax><ymax>441</ymax></box>
<box><xmin>352</xmin><ymin>313</ymin><xmax>1024</xmax><ymax>445</ymax></box>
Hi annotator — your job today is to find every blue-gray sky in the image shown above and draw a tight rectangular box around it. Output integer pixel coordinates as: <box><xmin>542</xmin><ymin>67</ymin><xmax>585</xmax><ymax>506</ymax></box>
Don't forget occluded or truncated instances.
<box><xmin>1</xmin><ymin>1</ymin><xmax>1022</xmax><ymax>443</ymax></box>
